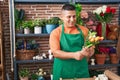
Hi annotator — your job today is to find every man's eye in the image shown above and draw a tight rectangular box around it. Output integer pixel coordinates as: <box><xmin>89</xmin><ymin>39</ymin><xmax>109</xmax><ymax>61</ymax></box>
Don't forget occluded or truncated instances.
<box><xmin>73</xmin><ymin>15</ymin><xmax>76</xmax><ymax>18</ymax></box>
<box><xmin>67</xmin><ymin>16</ymin><xmax>71</xmax><ymax>18</ymax></box>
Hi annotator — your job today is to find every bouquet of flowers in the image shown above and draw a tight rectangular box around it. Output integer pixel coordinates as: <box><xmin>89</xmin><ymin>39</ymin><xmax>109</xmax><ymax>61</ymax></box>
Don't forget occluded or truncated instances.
<box><xmin>93</xmin><ymin>5</ymin><xmax>116</xmax><ymax>23</ymax></box>
<box><xmin>84</xmin><ymin>31</ymin><xmax>104</xmax><ymax>48</ymax></box>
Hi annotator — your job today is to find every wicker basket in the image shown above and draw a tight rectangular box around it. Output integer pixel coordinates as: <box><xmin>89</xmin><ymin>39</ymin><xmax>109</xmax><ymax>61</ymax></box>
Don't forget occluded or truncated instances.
<box><xmin>16</xmin><ymin>50</ymin><xmax>35</xmax><ymax>60</ymax></box>
<box><xmin>16</xmin><ymin>40</ymin><xmax>37</xmax><ymax>60</ymax></box>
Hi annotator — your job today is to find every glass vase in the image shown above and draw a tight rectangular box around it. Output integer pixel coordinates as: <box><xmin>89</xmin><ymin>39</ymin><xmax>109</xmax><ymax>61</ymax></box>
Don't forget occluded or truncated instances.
<box><xmin>101</xmin><ymin>22</ymin><xmax>106</xmax><ymax>39</ymax></box>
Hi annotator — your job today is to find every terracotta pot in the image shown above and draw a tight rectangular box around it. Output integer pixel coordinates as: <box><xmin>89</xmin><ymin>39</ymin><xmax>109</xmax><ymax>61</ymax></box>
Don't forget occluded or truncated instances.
<box><xmin>95</xmin><ymin>54</ymin><xmax>106</xmax><ymax>65</ymax></box>
<box><xmin>20</xmin><ymin>76</ymin><xmax>28</xmax><ymax>80</ymax></box>
<box><xmin>110</xmin><ymin>53</ymin><xmax>118</xmax><ymax>64</ymax></box>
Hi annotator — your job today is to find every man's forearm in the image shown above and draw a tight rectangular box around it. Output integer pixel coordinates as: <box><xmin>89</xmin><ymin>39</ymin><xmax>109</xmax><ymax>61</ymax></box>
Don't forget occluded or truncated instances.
<box><xmin>52</xmin><ymin>50</ymin><xmax>84</xmax><ymax>60</ymax></box>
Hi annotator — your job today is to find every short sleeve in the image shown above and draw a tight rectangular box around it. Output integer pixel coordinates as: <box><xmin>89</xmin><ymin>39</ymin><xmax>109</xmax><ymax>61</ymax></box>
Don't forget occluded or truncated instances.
<box><xmin>49</xmin><ymin>28</ymin><xmax>61</xmax><ymax>52</ymax></box>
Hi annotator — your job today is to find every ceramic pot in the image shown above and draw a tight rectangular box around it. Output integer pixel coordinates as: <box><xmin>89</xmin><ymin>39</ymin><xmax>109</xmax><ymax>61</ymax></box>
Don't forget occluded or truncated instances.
<box><xmin>95</xmin><ymin>54</ymin><xmax>106</xmax><ymax>65</ymax></box>
<box><xmin>20</xmin><ymin>76</ymin><xmax>28</xmax><ymax>80</ymax></box>
<box><xmin>110</xmin><ymin>53</ymin><xmax>118</xmax><ymax>64</ymax></box>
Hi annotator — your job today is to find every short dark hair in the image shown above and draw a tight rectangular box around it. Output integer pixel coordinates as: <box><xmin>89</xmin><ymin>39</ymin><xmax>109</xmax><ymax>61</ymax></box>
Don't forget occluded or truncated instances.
<box><xmin>62</xmin><ymin>4</ymin><xmax>75</xmax><ymax>10</ymax></box>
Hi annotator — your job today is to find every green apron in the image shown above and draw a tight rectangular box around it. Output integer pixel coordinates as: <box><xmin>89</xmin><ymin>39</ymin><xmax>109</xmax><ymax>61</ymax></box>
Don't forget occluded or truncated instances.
<box><xmin>53</xmin><ymin>24</ymin><xmax>89</xmax><ymax>80</ymax></box>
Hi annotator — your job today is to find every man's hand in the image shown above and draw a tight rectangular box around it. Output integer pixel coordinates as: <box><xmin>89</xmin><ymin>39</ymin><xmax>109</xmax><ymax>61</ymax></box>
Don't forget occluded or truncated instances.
<box><xmin>81</xmin><ymin>46</ymin><xmax>95</xmax><ymax>57</ymax></box>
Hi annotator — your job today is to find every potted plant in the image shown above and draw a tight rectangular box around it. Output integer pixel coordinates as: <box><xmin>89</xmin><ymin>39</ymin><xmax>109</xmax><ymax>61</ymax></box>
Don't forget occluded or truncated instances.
<box><xmin>95</xmin><ymin>46</ymin><xmax>110</xmax><ymax>65</ymax></box>
<box><xmin>33</xmin><ymin>19</ymin><xmax>42</xmax><ymax>34</ymax></box>
<box><xmin>16</xmin><ymin>40</ymin><xmax>39</xmax><ymax>60</ymax></box>
<box><xmin>46</xmin><ymin>17</ymin><xmax>60</xmax><ymax>34</ymax></box>
<box><xmin>22</xmin><ymin>20</ymin><xmax>33</xmax><ymax>34</ymax></box>
<box><xmin>19</xmin><ymin>68</ymin><xmax>29</xmax><ymax>80</ymax></box>
<box><xmin>109</xmin><ymin>47</ymin><xmax>118</xmax><ymax>64</ymax></box>
<box><xmin>31</xmin><ymin>73</ymin><xmax>39</xmax><ymax>80</ymax></box>
<box><xmin>36</xmin><ymin>68</ymin><xmax>46</xmax><ymax>80</ymax></box>
<box><xmin>40</xmin><ymin>19</ymin><xmax>47</xmax><ymax>34</ymax></box>
<box><xmin>14</xmin><ymin>8</ymin><xmax>25</xmax><ymax>33</ymax></box>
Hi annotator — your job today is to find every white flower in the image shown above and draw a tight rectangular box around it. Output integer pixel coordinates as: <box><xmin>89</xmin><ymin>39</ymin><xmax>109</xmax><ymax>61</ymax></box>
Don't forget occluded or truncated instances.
<box><xmin>38</xmin><ymin>72</ymin><xmax>43</xmax><ymax>76</ymax></box>
<box><xmin>102</xmin><ymin>5</ymin><xmax>107</xmax><ymax>13</ymax></box>
<box><xmin>93</xmin><ymin>7</ymin><xmax>102</xmax><ymax>15</ymax></box>
<box><xmin>39</xmin><ymin>68</ymin><xmax>43</xmax><ymax>72</ymax></box>
<box><xmin>43</xmin><ymin>72</ymin><xmax>46</xmax><ymax>75</ymax></box>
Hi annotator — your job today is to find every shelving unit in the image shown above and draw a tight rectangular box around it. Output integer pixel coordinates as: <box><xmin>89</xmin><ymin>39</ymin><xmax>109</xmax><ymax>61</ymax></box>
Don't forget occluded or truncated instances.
<box><xmin>9</xmin><ymin>0</ymin><xmax>120</xmax><ymax>80</ymax></box>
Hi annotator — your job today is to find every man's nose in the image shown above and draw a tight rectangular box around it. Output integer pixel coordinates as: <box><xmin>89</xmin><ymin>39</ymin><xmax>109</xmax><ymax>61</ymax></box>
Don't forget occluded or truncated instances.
<box><xmin>70</xmin><ymin>17</ymin><xmax>74</xmax><ymax>21</ymax></box>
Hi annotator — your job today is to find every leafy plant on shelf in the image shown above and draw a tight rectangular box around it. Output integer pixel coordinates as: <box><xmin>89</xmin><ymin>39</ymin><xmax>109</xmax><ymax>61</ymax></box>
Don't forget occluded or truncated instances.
<box><xmin>14</xmin><ymin>8</ymin><xmax>25</xmax><ymax>30</ymax></box>
<box><xmin>22</xmin><ymin>20</ymin><xmax>34</xmax><ymax>31</ymax></box>
<box><xmin>26</xmin><ymin>40</ymin><xmax>39</xmax><ymax>50</ymax></box>
<box><xmin>47</xmin><ymin>17</ymin><xmax>60</xmax><ymax>25</ymax></box>
<box><xmin>16</xmin><ymin>40</ymin><xmax>39</xmax><ymax>50</ymax></box>
<box><xmin>36</xmin><ymin>68</ymin><xmax>46</xmax><ymax>80</ymax></box>
<box><xmin>31</xmin><ymin>73</ymin><xmax>39</xmax><ymax>80</ymax></box>
<box><xmin>16</xmin><ymin>40</ymin><xmax>24</xmax><ymax>50</ymax></box>
<box><xmin>19</xmin><ymin>68</ymin><xmax>29</xmax><ymax>78</ymax></box>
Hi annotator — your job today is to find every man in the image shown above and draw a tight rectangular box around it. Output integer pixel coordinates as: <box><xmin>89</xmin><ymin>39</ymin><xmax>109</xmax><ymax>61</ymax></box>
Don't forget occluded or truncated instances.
<box><xmin>49</xmin><ymin>4</ymin><xmax>95</xmax><ymax>80</ymax></box>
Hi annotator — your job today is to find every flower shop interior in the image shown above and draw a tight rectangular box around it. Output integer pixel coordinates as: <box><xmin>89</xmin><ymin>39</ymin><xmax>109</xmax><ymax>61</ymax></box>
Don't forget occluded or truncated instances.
<box><xmin>1</xmin><ymin>0</ymin><xmax>120</xmax><ymax>80</ymax></box>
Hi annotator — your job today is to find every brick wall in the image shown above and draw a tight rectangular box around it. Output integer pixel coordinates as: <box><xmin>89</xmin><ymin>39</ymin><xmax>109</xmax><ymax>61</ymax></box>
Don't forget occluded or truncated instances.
<box><xmin>0</xmin><ymin>1</ymin><xmax>119</xmax><ymax>80</ymax></box>
<box><xmin>0</xmin><ymin>0</ymin><xmax>12</xmax><ymax>79</ymax></box>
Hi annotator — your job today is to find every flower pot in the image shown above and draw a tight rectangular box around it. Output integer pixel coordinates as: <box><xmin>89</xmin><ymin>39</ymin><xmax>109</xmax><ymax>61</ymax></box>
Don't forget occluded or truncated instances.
<box><xmin>20</xmin><ymin>76</ymin><xmax>28</xmax><ymax>80</ymax></box>
<box><xmin>46</xmin><ymin>24</ymin><xmax>57</xmax><ymax>34</ymax></box>
<box><xmin>110</xmin><ymin>53</ymin><xmax>118</xmax><ymax>64</ymax></box>
<box><xmin>38</xmin><ymin>76</ymin><xmax>45</xmax><ymax>80</ymax></box>
<box><xmin>24</xmin><ymin>28</ymin><xmax>30</xmax><ymax>34</ymax></box>
<box><xmin>95</xmin><ymin>54</ymin><xmax>106</xmax><ymax>65</ymax></box>
<box><xmin>34</xmin><ymin>26</ymin><xmax>42</xmax><ymax>34</ymax></box>
<box><xmin>42</xmin><ymin>27</ymin><xmax>47</xmax><ymax>34</ymax></box>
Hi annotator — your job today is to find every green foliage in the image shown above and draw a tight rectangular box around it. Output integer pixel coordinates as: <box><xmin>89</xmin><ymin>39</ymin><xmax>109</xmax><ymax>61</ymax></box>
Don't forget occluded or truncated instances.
<box><xmin>19</xmin><ymin>68</ymin><xmax>29</xmax><ymax>77</ymax></box>
<box><xmin>47</xmin><ymin>17</ymin><xmax>60</xmax><ymax>25</ymax></box>
<box><xmin>31</xmin><ymin>73</ymin><xmax>39</xmax><ymax>80</ymax></box>
<box><xmin>14</xmin><ymin>8</ymin><xmax>25</xmax><ymax>29</ymax></box>
<box><xmin>74</xmin><ymin>4</ymin><xmax>83</xmax><ymax>25</ymax></box>
<box><xmin>22</xmin><ymin>20</ymin><xmax>34</xmax><ymax>30</ymax></box>
<box><xmin>33</xmin><ymin>19</ymin><xmax>40</xmax><ymax>26</ymax></box>
<box><xmin>39</xmin><ymin>19</ymin><xmax>47</xmax><ymax>27</ymax></box>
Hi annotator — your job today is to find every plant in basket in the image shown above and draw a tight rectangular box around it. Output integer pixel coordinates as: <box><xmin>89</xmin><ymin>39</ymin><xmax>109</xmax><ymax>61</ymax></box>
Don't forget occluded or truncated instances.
<box><xmin>16</xmin><ymin>40</ymin><xmax>39</xmax><ymax>60</ymax></box>
<box><xmin>26</xmin><ymin>40</ymin><xmax>39</xmax><ymax>50</ymax></box>
<box><xmin>16</xmin><ymin>40</ymin><xmax>24</xmax><ymax>50</ymax></box>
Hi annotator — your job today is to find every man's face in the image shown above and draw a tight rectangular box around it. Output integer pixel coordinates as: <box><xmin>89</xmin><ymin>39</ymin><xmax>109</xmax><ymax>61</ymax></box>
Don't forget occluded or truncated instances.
<box><xmin>61</xmin><ymin>10</ymin><xmax>76</xmax><ymax>27</ymax></box>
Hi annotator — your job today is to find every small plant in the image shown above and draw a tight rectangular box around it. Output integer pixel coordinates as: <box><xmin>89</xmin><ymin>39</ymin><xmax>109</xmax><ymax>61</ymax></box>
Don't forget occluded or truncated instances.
<box><xmin>22</xmin><ymin>20</ymin><xmax>34</xmax><ymax>29</ymax></box>
<box><xmin>39</xmin><ymin>19</ymin><xmax>47</xmax><ymax>27</ymax></box>
<box><xmin>14</xmin><ymin>8</ymin><xmax>25</xmax><ymax>29</ymax></box>
<box><xmin>16</xmin><ymin>40</ymin><xmax>39</xmax><ymax>50</ymax></box>
<box><xmin>19</xmin><ymin>68</ymin><xmax>29</xmax><ymax>78</ymax></box>
<box><xmin>47</xmin><ymin>17</ymin><xmax>60</xmax><ymax>25</ymax></box>
<box><xmin>36</xmin><ymin>68</ymin><xmax>46</xmax><ymax>77</ymax></box>
<box><xmin>16</xmin><ymin>40</ymin><xmax>24</xmax><ymax>50</ymax></box>
<box><xmin>33</xmin><ymin>19</ymin><xmax>40</xmax><ymax>27</ymax></box>
<box><xmin>26</xmin><ymin>40</ymin><xmax>39</xmax><ymax>50</ymax></box>
<box><xmin>31</xmin><ymin>73</ymin><xmax>39</xmax><ymax>80</ymax></box>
